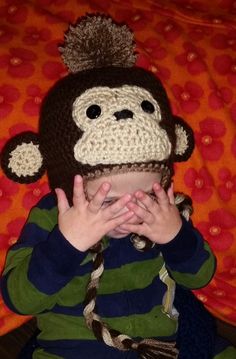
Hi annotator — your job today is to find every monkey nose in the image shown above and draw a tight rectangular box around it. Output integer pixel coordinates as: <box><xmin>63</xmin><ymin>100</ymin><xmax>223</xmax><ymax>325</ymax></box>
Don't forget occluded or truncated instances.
<box><xmin>114</xmin><ymin>109</ymin><xmax>133</xmax><ymax>120</ymax></box>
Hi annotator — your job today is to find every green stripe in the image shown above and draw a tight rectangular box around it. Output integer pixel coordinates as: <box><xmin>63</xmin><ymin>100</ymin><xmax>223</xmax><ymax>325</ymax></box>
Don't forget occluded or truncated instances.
<box><xmin>56</xmin><ymin>256</ymin><xmax>164</xmax><ymax>307</ymax></box>
<box><xmin>214</xmin><ymin>346</ymin><xmax>236</xmax><ymax>359</ymax></box>
<box><xmin>5</xmin><ymin>247</ymin><xmax>164</xmax><ymax>314</ymax></box>
<box><xmin>168</xmin><ymin>243</ymin><xmax>215</xmax><ymax>289</ymax></box>
<box><xmin>33</xmin><ymin>348</ymin><xmax>63</xmax><ymax>359</ymax></box>
<box><xmin>28</xmin><ymin>207</ymin><xmax>58</xmax><ymax>231</ymax></box>
<box><xmin>3</xmin><ymin>247</ymin><xmax>32</xmax><ymax>274</ymax></box>
<box><xmin>6</xmin><ymin>256</ymin><xmax>58</xmax><ymax>314</ymax></box>
<box><xmin>37</xmin><ymin>305</ymin><xmax>177</xmax><ymax>341</ymax></box>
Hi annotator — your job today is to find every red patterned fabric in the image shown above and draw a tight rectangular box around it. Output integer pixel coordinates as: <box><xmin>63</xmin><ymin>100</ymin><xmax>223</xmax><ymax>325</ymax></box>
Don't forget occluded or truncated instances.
<box><xmin>0</xmin><ymin>0</ymin><xmax>236</xmax><ymax>335</ymax></box>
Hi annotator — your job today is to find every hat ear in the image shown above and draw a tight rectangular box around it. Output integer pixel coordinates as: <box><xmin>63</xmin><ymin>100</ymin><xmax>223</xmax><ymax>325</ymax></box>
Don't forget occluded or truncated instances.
<box><xmin>173</xmin><ymin>116</ymin><xmax>195</xmax><ymax>162</ymax></box>
<box><xmin>1</xmin><ymin>131</ymin><xmax>45</xmax><ymax>183</ymax></box>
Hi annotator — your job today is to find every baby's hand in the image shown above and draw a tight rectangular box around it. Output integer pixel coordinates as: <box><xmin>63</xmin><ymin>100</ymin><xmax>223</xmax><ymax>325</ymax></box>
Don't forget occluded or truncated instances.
<box><xmin>55</xmin><ymin>175</ymin><xmax>133</xmax><ymax>252</ymax></box>
<box><xmin>119</xmin><ymin>183</ymin><xmax>182</xmax><ymax>244</ymax></box>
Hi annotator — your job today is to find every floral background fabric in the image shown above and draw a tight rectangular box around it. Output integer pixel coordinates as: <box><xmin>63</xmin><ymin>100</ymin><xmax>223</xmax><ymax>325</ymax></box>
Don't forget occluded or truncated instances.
<box><xmin>0</xmin><ymin>0</ymin><xmax>236</xmax><ymax>335</ymax></box>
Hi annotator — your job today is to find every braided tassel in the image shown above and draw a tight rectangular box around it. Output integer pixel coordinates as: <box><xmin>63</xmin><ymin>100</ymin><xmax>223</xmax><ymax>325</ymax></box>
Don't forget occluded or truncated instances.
<box><xmin>135</xmin><ymin>339</ymin><xmax>178</xmax><ymax>359</ymax></box>
<box><xmin>83</xmin><ymin>241</ymin><xmax>104</xmax><ymax>329</ymax></box>
<box><xmin>121</xmin><ymin>338</ymin><xmax>178</xmax><ymax>359</ymax></box>
<box><xmin>83</xmin><ymin>241</ymin><xmax>179</xmax><ymax>358</ymax></box>
<box><xmin>174</xmin><ymin>192</ymin><xmax>193</xmax><ymax>221</ymax></box>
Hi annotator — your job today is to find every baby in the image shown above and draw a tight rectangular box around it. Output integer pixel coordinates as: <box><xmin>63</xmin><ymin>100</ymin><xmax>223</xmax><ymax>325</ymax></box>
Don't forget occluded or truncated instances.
<box><xmin>1</xmin><ymin>14</ymin><xmax>235</xmax><ymax>359</ymax></box>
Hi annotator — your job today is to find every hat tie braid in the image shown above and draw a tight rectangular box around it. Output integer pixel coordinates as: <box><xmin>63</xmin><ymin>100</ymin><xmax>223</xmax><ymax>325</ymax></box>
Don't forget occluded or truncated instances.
<box><xmin>83</xmin><ymin>193</ymin><xmax>192</xmax><ymax>358</ymax></box>
<box><xmin>83</xmin><ymin>243</ymin><xmax>179</xmax><ymax>358</ymax></box>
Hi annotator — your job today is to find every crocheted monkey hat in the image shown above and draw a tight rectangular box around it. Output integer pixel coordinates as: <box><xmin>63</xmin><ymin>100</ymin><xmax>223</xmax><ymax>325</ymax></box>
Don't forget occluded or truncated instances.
<box><xmin>1</xmin><ymin>14</ymin><xmax>194</xmax><ymax>205</ymax></box>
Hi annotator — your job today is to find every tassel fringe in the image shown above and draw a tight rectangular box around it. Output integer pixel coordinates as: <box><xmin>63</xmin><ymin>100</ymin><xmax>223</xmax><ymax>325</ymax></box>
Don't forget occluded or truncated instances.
<box><xmin>137</xmin><ymin>339</ymin><xmax>178</xmax><ymax>359</ymax></box>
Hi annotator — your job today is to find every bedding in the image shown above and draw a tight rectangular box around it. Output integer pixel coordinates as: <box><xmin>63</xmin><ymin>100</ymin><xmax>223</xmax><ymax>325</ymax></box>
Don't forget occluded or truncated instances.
<box><xmin>0</xmin><ymin>0</ymin><xmax>236</xmax><ymax>335</ymax></box>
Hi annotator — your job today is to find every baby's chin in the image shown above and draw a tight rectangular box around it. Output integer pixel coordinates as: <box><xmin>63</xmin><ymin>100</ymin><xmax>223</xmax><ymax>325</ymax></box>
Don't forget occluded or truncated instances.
<box><xmin>107</xmin><ymin>229</ymin><xmax>131</xmax><ymax>239</ymax></box>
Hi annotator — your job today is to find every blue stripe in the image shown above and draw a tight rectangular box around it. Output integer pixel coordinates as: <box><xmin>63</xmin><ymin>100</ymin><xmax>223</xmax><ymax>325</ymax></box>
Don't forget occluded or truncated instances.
<box><xmin>36</xmin><ymin>193</ymin><xmax>57</xmax><ymax>209</ymax></box>
<box><xmin>161</xmin><ymin>220</ymin><xmax>210</xmax><ymax>274</ymax></box>
<box><xmin>74</xmin><ymin>238</ymin><xmax>161</xmax><ymax>277</ymax></box>
<box><xmin>38</xmin><ymin>339</ymin><xmax>138</xmax><ymax>359</ymax></box>
<box><xmin>11</xmin><ymin>223</ymin><xmax>50</xmax><ymax>249</ymax></box>
<box><xmin>10</xmin><ymin>222</ymin><xmax>161</xmax><ymax>276</ymax></box>
<box><xmin>104</xmin><ymin>236</ymin><xmax>160</xmax><ymax>269</ymax></box>
<box><xmin>51</xmin><ymin>276</ymin><xmax>166</xmax><ymax>317</ymax></box>
<box><xmin>28</xmin><ymin>226</ymin><xmax>87</xmax><ymax>294</ymax></box>
<box><xmin>214</xmin><ymin>336</ymin><xmax>234</xmax><ymax>355</ymax></box>
<box><xmin>38</xmin><ymin>336</ymin><xmax>177</xmax><ymax>359</ymax></box>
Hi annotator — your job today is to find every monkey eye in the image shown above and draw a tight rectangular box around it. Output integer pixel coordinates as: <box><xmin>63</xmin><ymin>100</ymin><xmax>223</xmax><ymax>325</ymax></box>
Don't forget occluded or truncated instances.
<box><xmin>86</xmin><ymin>104</ymin><xmax>102</xmax><ymax>119</ymax></box>
<box><xmin>141</xmin><ymin>100</ymin><xmax>155</xmax><ymax>114</ymax></box>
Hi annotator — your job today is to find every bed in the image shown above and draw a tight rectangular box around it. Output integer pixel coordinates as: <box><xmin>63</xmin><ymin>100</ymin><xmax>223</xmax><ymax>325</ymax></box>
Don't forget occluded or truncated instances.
<box><xmin>0</xmin><ymin>0</ymin><xmax>235</xmax><ymax>337</ymax></box>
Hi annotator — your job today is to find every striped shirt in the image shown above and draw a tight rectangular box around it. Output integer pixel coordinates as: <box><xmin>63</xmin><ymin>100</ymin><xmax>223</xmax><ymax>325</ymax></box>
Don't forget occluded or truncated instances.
<box><xmin>1</xmin><ymin>193</ymin><xmax>216</xmax><ymax>359</ymax></box>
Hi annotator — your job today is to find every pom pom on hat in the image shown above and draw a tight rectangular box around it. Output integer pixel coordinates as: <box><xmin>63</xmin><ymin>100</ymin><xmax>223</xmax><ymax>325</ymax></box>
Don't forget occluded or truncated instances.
<box><xmin>59</xmin><ymin>14</ymin><xmax>137</xmax><ymax>73</ymax></box>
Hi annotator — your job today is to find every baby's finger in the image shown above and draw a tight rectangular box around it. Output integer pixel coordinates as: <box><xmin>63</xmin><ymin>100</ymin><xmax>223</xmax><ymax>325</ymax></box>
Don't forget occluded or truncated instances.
<box><xmin>167</xmin><ymin>182</ymin><xmax>175</xmax><ymax>205</ymax></box>
<box><xmin>88</xmin><ymin>182</ymin><xmax>111</xmax><ymax>213</ymax></box>
<box><xmin>55</xmin><ymin>188</ymin><xmax>70</xmax><ymax>214</ymax></box>
<box><xmin>73</xmin><ymin>175</ymin><xmax>86</xmax><ymax>208</ymax></box>
<box><xmin>135</xmin><ymin>191</ymin><xmax>156</xmax><ymax>211</ymax></box>
<box><xmin>108</xmin><ymin>210</ymin><xmax>134</xmax><ymax>229</ymax></box>
<box><xmin>104</xmin><ymin>193</ymin><xmax>132</xmax><ymax>217</ymax></box>
<box><xmin>153</xmin><ymin>182</ymin><xmax>170</xmax><ymax>208</ymax></box>
<box><xmin>126</xmin><ymin>202</ymin><xmax>153</xmax><ymax>224</ymax></box>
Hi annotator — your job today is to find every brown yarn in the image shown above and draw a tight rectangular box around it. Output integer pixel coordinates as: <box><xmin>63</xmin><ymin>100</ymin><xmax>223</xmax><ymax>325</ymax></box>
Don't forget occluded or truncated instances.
<box><xmin>59</xmin><ymin>14</ymin><xmax>136</xmax><ymax>73</ymax></box>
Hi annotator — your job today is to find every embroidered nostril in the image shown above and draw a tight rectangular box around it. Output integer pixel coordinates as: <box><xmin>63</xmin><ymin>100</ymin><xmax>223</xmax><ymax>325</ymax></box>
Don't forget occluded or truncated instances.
<box><xmin>114</xmin><ymin>109</ymin><xmax>133</xmax><ymax>120</ymax></box>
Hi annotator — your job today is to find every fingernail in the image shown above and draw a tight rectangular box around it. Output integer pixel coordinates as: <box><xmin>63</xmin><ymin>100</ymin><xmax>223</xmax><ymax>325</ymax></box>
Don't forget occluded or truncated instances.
<box><xmin>75</xmin><ymin>175</ymin><xmax>82</xmax><ymax>183</ymax></box>
<box><xmin>127</xmin><ymin>210</ymin><xmax>134</xmax><ymax>216</ymax></box>
<box><xmin>103</xmin><ymin>182</ymin><xmax>110</xmax><ymax>190</ymax></box>
<box><xmin>125</xmin><ymin>194</ymin><xmax>132</xmax><ymax>200</ymax></box>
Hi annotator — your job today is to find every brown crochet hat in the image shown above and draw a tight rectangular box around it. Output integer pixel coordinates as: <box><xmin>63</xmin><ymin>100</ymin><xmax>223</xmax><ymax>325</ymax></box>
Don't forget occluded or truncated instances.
<box><xmin>1</xmin><ymin>14</ymin><xmax>194</xmax><ymax>205</ymax></box>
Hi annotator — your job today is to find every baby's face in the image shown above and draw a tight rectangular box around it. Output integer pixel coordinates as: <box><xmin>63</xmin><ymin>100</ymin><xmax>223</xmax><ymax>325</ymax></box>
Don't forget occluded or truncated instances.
<box><xmin>86</xmin><ymin>171</ymin><xmax>162</xmax><ymax>238</ymax></box>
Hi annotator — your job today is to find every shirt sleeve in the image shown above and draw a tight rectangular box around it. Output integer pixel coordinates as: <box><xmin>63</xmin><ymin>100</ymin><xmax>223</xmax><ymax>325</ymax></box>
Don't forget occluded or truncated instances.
<box><xmin>0</xmin><ymin>194</ymin><xmax>87</xmax><ymax>315</ymax></box>
<box><xmin>159</xmin><ymin>218</ymin><xmax>216</xmax><ymax>289</ymax></box>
